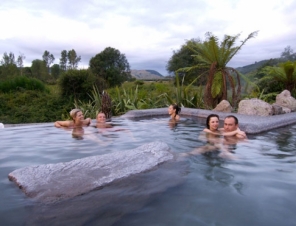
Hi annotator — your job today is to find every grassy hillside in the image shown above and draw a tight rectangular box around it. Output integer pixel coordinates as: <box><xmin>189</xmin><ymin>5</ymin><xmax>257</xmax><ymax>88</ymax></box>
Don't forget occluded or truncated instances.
<box><xmin>236</xmin><ymin>58</ymin><xmax>282</xmax><ymax>74</ymax></box>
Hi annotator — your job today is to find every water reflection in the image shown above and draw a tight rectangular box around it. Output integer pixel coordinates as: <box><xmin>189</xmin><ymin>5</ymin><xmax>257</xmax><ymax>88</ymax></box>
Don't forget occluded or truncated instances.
<box><xmin>72</xmin><ymin>127</ymin><xmax>84</xmax><ymax>140</ymax></box>
<box><xmin>2</xmin><ymin>119</ymin><xmax>296</xmax><ymax>226</ymax></box>
<box><xmin>24</xmin><ymin>161</ymin><xmax>187</xmax><ymax>226</ymax></box>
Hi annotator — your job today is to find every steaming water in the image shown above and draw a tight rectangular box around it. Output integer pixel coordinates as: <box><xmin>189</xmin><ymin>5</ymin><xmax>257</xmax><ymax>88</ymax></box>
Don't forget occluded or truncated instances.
<box><xmin>0</xmin><ymin>117</ymin><xmax>296</xmax><ymax>226</ymax></box>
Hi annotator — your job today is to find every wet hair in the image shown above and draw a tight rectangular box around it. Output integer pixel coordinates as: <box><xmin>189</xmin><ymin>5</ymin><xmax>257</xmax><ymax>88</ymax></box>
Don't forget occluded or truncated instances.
<box><xmin>225</xmin><ymin>115</ymin><xmax>238</xmax><ymax>125</ymax></box>
<box><xmin>69</xmin><ymin>109</ymin><xmax>82</xmax><ymax>120</ymax></box>
<box><xmin>171</xmin><ymin>103</ymin><xmax>181</xmax><ymax>115</ymax></box>
<box><xmin>206</xmin><ymin>114</ymin><xmax>219</xmax><ymax>129</ymax></box>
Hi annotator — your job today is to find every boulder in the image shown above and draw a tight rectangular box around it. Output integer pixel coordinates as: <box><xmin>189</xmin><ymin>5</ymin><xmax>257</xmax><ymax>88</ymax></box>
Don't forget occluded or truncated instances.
<box><xmin>275</xmin><ymin>90</ymin><xmax>296</xmax><ymax>112</ymax></box>
<box><xmin>271</xmin><ymin>104</ymin><xmax>284</xmax><ymax>115</ymax></box>
<box><xmin>238</xmin><ymin>98</ymin><xmax>273</xmax><ymax>116</ymax></box>
<box><xmin>213</xmin><ymin>100</ymin><xmax>232</xmax><ymax>113</ymax></box>
<box><xmin>8</xmin><ymin>141</ymin><xmax>174</xmax><ymax>203</ymax></box>
<box><xmin>282</xmin><ymin>106</ymin><xmax>292</xmax><ymax>114</ymax></box>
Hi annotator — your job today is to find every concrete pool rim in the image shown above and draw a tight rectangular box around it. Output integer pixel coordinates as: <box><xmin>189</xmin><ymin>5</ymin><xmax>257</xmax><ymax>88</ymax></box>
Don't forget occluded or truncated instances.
<box><xmin>121</xmin><ymin>107</ymin><xmax>296</xmax><ymax>134</ymax></box>
<box><xmin>2</xmin><ymin>107</ymin><xmax>296</xmax><ymax>134</ymax></box>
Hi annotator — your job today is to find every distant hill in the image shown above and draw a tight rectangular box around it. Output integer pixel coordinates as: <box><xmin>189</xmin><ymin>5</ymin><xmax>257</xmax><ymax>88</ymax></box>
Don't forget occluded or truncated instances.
<box><xmin>131</xmin><ymin>58</ymin><xmax>282</xmax><ymax>80</ymax></box>
<box><xmin>130</xmin><ymin>70</ymin><xmax>165</xmax><ymax>80</ymax></box>
<box><xmin>235</xmin><ymin>58</ymin><xmax>282</xmax><ymax>74</ymax></box>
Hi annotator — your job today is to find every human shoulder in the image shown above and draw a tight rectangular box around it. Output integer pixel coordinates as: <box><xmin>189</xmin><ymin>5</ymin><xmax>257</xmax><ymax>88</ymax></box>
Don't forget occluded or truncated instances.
<box><xmin>84</xmin><ymin>118</ymin><xmax>91</xmax><ymax>126</ymax></box>
<box><xmin>203</xmin><ymin>128</ymin><xmax>220</xmax><ymax>135</ymax></box>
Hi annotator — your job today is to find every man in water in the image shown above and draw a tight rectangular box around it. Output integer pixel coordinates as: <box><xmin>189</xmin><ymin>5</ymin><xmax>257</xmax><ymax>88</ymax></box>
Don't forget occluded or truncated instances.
<box><xmin>96</xmin><ymin>112</ymin><xmax>112</xmax><ymax>128</ymax></box>
<box><xmin>184</xmin><ymin>115</ymin><xmax>246</xmax><ymax>158</ymax></box>
<box><xmin>222</xmin><ymin>115</ymin><xmax>247</xmax><ymax>139</ymax></box>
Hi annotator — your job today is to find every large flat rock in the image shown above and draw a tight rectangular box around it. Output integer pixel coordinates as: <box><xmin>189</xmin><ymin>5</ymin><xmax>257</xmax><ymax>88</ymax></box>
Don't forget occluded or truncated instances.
<box><xmin>8</xmin><ymin>141</ymin><xmax>173</xmax><ymax>203</ymax></box>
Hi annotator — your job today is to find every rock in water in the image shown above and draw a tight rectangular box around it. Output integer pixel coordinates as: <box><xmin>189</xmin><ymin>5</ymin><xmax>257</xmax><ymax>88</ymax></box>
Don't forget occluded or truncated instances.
<box><xmin>8</xmin><ymin>141</ymin><xmax>173</xmax><ymax>203</ymax></box>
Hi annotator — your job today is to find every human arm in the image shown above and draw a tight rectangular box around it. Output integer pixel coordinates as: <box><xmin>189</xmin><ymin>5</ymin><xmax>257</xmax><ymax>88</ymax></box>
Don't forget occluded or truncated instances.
<box><xmin>83</xmin><ymin>118</ymin><xmax>91</xmax><ymax>126</ymax></box>
<box><xmin>54</xmin><ymin>120</ymin><xmax>72</xmax><ymax>128</ymax></box>
<box><xmin>222</xmin><ymin>128</ymin><xmax>247</xmax><ymax>139</ymax></box>
<box><xmin>203</xmin><ymin>128</ymin><xmax>221</xmax><ymax>135</ymax></box>
<box><xmin>235</xmin><ymin>131</ymin><xmax>247</xmax><ymax>139</ymax></box>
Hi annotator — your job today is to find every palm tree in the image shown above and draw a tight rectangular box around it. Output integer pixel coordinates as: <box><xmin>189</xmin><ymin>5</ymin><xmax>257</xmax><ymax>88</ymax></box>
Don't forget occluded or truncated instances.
<box><xmin>260</xmin><ymin>61</ymin><xmax>296</xmax><ymax>93</ymax></box>
<box><xmin>180</xmin><ymin>31</ymin><xmax>258</xmax><ymax>108</ymax></box>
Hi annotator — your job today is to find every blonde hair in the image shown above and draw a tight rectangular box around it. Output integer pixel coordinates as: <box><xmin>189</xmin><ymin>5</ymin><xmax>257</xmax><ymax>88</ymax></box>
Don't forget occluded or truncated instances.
<box><xmin>69</xmin><ymin>109</ymin><xmax>81</xmax><ymax>120</ymax></box>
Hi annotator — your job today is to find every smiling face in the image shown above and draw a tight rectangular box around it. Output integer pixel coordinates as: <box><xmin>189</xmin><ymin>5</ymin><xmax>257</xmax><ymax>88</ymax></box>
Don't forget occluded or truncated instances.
<box><xmin>96</xmin><ymin>113</ymin><xmax>106</xmax><ymax>123</ymax></box>
<box><xmin>208</xmin><ymin>116</ymin><xmax>219</xmax><ymax>131</ymax></box>
<box><xmin>74</xmin><ymin>111</ymin><xmax>84</xmax><ymax>122</ymax></box>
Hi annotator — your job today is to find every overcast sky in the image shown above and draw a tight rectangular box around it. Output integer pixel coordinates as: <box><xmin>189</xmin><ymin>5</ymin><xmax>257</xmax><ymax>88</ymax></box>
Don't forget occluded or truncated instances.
<box><xmin>1</xmin><ymin>0</ymin><xmax>295</xmax><ymax>76</ymax></box>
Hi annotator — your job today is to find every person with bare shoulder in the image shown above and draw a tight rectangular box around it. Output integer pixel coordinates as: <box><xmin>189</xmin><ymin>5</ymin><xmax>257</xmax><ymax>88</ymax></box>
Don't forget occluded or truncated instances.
<box><xmin>95</xmin><ymin>112</ymin><xmax>113</xmax><ymax>128</ymax></box>
<box><xmin>203</xmin><ymin>114</ymin><xmax>220</xmax><ymax>134</ymax></box>
<box><xmin>184</xmin><ymin>114</ymin><xmax>246</xmax><ymax>159</ymax></box>
<box><xmin>168</xmin><ymin>103</ymin><xmax>181</xmax><ymax>129</ymax></box>
<box><xmin>54</xmin><ymin>109</ymin><xmax>91</xmax><ymax>128</ymax></box>
<box><xmin>221</xmin><ymin>115</ymin><xmax>247</xmax><ymax>139</ymax></box>
<box><xmin>203</xmin><ymin>114</ymin><xmax>247</xmax><ymax>139</ymax></box>
<box><xmin>168</xmin><ymin>103</ymin><xmax>181</xmax><ymax>121</ymax></box>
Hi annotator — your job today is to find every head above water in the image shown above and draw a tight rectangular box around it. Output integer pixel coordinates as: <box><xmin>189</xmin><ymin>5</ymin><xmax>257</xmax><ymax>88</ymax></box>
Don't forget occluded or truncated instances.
<box><xmin>224</xmin><ymin>115</ymin><xmax>239</xmax><ymax>132</ymax></box>
<box><xmin>96</xmin><ymin>112</ymin><xmax>106</xmax><ymax>123</ymax></box>
<box><xmin>206</xmin><ymin>114</ymin><xmax>220</xmax><ymax>130</ymax></box>
<box><xmin>69</xmin><ymin>109</ymin><xmax>83</xmax><ymax>121</ymax></box>
<box><xmin>168</xmin><ymin>103</ymin><xmax>181</xmax><ymax>115</ymax></box>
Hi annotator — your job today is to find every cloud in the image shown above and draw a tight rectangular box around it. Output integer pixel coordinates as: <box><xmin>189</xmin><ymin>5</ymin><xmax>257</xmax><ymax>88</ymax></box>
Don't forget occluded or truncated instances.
<box><xmin>0</xmin><ymin>0</ymin><xmax>295</xmax><ymax>76</ymax></box>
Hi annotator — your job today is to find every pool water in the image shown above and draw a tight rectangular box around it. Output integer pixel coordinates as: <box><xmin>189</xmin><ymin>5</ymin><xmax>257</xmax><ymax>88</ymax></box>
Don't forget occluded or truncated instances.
<box><xmin>0</xmin><ymin>117</ymin><xmax>296</xmax><ymax>226</ymax></box>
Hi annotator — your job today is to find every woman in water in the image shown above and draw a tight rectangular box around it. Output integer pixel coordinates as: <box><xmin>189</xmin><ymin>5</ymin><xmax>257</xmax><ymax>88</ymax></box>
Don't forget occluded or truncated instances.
<box><xmin>203</xmin><ymin>114</ymin><xmax>245</xmax><ymax>137</ymax></box>
<box><xmin>203</xmin><ymin>114</ymin><xmax>220</xmax><ymax>133</ymax></box>
<box><xmin>168</xmin><ymin>103</ymin><xmax>181</xmax><ymax>129</ymax></box>
<box><xmin>186</xmin><ymin>114</ymin><xmax>240</xmax><ymax>159</ymax></box>
<box><xmin>54</xmin><ymin>109</ymin><xmax>91</xmax><ymax>128</ymax></box>
<box><xmin>168</xmin><ymin>103</ymin><xmax>181</xmax><ymax>120</ymax></box>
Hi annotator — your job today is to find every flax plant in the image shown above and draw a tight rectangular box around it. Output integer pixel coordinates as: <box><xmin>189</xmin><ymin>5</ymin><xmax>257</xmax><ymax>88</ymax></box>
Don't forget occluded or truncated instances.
<box><xmin>164</xmin><ymin>72</ymin><xmax>203</xmax><ymax>108</ymax></box>
<box><xmin>72</xmin><ymin>85</ymin><xmax>102</xmax><ymax>119</ymax></box>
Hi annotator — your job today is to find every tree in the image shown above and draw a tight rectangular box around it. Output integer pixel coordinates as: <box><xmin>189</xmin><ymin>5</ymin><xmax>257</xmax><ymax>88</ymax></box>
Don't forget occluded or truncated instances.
<box><xmin>60</xmin><ymin>50</ymin><xmax>68</xmax><ymax>71</ymax></box>
<box><xmin>1</xmin><ymin>52</ymin><xmax>16</xmax><ymax>65</ymax></box>
<box><xmin>0</xmin><ymin>52</ymin><xmax>18</xmax><ymax>79</ymax></box>
<box><xmin>182</xmin><ymin>31</ymin><xmax>258</xmax><ymax>108</ymax></box>
<box><xmin>166</xmin><ymin>39</ymin><xmax>207</xmax><ymax>85</ymax></box>
<box><xmin>67</xmin><ymin>49</ymin><xmax>81</xmax><ymax>69</ymax></box>
<box><xmin>42</xmin><ymin>50</ymin><xmax>55</xmax><ymax>73</ymax></box>
<box><xmin>31</xmin><ymin>59</ymin><xmax>48</xmax><ymax>81</ymax></box>
<box><xmin>51</xmin><ymin>64</ymin><xmax>60</xmax><ymax>79</ymax></box>
<box><xmin>281</xmin><ymin>46</ymin><xmax>296</xmax><ymax>61</ymax></box>
<box><xmin>89</xmin><ymin>47</ymin><xmax>132</xmax><ymax>87</ymax></box>
<box><xmin>58</xmin><ymin>69</ymin><xmax>96</xmax><ymax>100</ymax></box>
<box><xmin>17</xmin><ymin>53</ymin><xmax>26</xmax><ymax>76</ymax></box>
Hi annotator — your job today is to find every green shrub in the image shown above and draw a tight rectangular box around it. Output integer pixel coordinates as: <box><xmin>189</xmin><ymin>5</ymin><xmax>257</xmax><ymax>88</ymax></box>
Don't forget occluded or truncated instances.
<box><xmin>0</xmin><ymin>76</ymin><xmax>48</xmax><ymax>93</ymax></box>
<box><xmin>134</xmin><ymin>80</ymin><xmax>144</xmax><ymax>86</ymax></box>
<box><xmin>0</xmin><ymin>90</ymin><xmax>73</xmax><ymax>124</ymax></box>
<box><xmin>58</xmin><ymin>69</ymin><xmax>97</xmax><ymax>101</ymax></box>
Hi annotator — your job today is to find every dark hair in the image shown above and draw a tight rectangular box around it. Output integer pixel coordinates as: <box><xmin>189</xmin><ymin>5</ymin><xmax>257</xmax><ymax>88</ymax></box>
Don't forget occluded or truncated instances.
<box><xmin>206</xmin><ymin>114</ymin><xmax>219</xmax><ymax>129</ymax></box>
<box><xmin>172</xmin><ymin>103</ymin><xmax>181</xmax><ymax>115</ymax></box>
<box><xmin>225</xmin><ymin>115</ymin><xmax>238</xmax><ymax>125</ymax></box>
